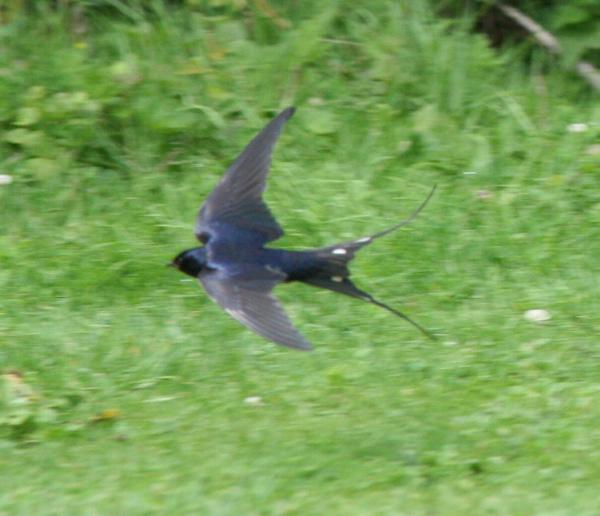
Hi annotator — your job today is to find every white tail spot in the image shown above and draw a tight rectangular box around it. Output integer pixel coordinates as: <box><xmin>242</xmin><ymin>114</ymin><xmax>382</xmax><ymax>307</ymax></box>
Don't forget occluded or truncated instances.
<box><xmin>356</xmin><ymin>236</ymin><xmax>372</xmax><ymax>244</ymax></box>
<box><xmin>332</xmin><ymin>276</ymin><xmax>343</xmax><ymax>282</ymax></box>
<box><xmin>332</xmin><ymin>248</ymin><xmax>347</xmax><ymax>255</ymax></box>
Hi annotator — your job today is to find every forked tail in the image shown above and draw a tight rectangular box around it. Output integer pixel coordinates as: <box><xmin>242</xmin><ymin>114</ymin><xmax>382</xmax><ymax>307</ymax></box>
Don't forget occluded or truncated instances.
<box><xmin>303</xmin><ymin>185</ymin><xmax>437</xmax><ymax>340</ymax></box>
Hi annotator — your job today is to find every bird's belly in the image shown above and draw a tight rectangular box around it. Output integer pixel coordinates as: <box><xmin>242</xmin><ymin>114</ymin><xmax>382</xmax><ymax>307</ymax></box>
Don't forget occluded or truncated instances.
<box><xmin>259</xmin><ymin>249</ymin><xmax>319</xmax><ymax>281</ymax></box>
<box><xmin>209</xmin><ymin>246</ymin><xmax>318</xmax><ymax>281</ymax></box>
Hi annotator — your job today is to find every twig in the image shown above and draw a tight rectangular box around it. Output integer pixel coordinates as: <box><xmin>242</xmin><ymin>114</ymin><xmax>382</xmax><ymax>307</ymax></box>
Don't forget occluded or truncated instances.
<box><xmin>253</xmin><ymin>0</ymin><xmax>291</xmax><ymax>30</ymax></box>
<box><xmin>497</xmin><ymin>2</ymin><xmax>600</xmax><ymax>91</ymax></box>
<box><xmin>576</xmin><ymin>61</ymin><xmax>600</xmax><ymax>91</ymax></box>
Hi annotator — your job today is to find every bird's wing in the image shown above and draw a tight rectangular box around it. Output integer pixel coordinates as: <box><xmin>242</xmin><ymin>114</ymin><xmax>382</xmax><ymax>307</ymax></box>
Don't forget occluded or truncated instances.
<box><xmin>195</xmin><ymin>107</ymin><xmax>295</xmax><ymax>246</ymax></box>
<box><xmin>198</xmin><ymin>266</ymin><xmax>312</xmax><ymax>351</ymax></box>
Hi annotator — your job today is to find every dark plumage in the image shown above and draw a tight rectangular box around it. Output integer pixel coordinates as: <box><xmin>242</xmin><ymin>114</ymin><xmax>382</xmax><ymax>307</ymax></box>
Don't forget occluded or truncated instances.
<box><xmin>171</xmin><ymin>107</ymin><xmax>436</xmax><ymax>350</ymax></box>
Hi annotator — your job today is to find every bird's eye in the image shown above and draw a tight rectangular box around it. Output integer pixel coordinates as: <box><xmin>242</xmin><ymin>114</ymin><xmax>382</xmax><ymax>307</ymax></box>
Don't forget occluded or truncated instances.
<box><xmin>198</xmin><ymin>232</ymin><xmax>211</xmax><ymax>244</ymax></box>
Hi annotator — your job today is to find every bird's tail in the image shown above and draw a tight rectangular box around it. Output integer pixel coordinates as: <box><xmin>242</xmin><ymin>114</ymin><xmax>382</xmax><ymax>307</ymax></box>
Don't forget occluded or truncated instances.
<box><xmin>309</xmin><ymin>185</ymin><xmax>436</xmax><ymax>278</ymax></box>
<box><xmin>302</xmin><ymin>185</ymin><xmax>437</xmax><ymax>340</ymax></box>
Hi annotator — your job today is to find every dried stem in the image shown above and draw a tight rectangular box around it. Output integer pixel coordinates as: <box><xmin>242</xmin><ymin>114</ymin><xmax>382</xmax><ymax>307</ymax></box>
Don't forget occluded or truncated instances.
<box><xmin>497</xmin><ymin>2</ymin><xmax>600</xmax><ymax>91</ymax></box>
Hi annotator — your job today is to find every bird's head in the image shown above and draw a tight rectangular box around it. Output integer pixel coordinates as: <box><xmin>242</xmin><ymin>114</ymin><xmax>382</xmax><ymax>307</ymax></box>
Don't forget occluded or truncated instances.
<box><xmin>169</xmin><ymin>247</ymin><xmax>207</xmax><ymax>277</ymax></box>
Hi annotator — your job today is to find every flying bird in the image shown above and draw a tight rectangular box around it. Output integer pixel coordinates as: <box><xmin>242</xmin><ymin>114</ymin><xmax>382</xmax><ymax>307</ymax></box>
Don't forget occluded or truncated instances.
<box><xmin>171</xmin><ymin>107</ymin><xmax>436</xmax><ymax>350</ymax></box>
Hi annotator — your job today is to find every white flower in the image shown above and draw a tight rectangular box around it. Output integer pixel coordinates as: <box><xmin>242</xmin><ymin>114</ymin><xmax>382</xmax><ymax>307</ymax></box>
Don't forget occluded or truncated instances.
<box><xmin>567</xmin><ymin>123</ymin><xmax>588</xmax><ymax>133</ymax></box>
<box><xmin>524</xmin><ymin>309</ymin><xmax>551</xmax><ymax>323</ymax></box>
<box><xmin>0</xmin><ymin>174</ymin><xmax>13</xmax><ymax>185</ymax></box>
<box><xmin>244</xmin><ymin>396</ymin><xmax>263</xmax><ymax>406</ymax></box>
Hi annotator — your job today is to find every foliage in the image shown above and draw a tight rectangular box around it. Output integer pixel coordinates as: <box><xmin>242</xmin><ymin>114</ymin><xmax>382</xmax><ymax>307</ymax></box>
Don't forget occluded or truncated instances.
<box><xmin>440</xmin><ymin>0</ymin><xmax>600</xmax><ymax>68</ymax></box>
<box><xmin>1</xmin><ymin>0</ymin><xmax>599</xmax><ymax>513</ymax></box>
<box><xmin>540</xmin><ymin>0</ymin><xmax>600</xmax><ymax>65</ymax></box>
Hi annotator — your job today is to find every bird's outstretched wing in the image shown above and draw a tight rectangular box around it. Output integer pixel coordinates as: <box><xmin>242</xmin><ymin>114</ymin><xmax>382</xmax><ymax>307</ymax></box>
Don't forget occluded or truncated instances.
<box><xmin>195</xmin><ymin>107</ymin><xmax>295</xmax><ymax>246</ymax></box>
<box><xmin>198</xmin><ymin>266</ymin><xmax>312</xmax><ymax>351</ymax></box>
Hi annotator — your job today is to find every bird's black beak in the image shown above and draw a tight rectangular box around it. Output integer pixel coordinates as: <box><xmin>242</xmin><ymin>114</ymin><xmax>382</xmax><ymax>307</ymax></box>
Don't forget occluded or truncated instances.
<box><xmin>167</xmin><ymin>261</ymin><xmax>176</xmax><ymax>268</ymax></box>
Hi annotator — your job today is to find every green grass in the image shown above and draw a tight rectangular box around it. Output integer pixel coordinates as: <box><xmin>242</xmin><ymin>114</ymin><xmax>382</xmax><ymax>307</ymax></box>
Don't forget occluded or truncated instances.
<box><xmin>1</xmin><ymin>1</ymin><xmax>599</xmax><ymax>513</ymax></box>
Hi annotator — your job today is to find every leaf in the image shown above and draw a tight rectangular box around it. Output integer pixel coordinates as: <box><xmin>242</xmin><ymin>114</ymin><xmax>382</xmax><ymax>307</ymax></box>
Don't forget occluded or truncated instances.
<box><xmin>195</xmin><ymin>105</ymin><xmax>226</xmax><ymax>129</ymax></box>
<box><xmin>4</xmin><ymin>409</ymin><xmax>33</xmax><ymax>427</ymax></box>
<box><xmin>25</xmin><ymin>158</ymin><xmax>60</xmax><ymax>179</ymax></box>
<box><xmin>36</xmin><ymin>407</ymin><xmax>58</xmax><ymax>424</ymax></box>
<box><xmin>552</xmin><ymin>5</ymin><xmax>590</xmax><ymax>29</ymax></box>
<box><xmin>15</xmin><ymin>107</ymin><xmax>41</xmax><ymax>126</ymax></box>
<box><xmin>412</xmin><ymin>104</ymin><xmax>439</xmax><ymax>134</ymax></box>
<box><xmin>90</xmin><ymin>408</ymin><xmax>121</xmax><ymax>423</ymax></box>
<box><xmin>4</xmin><ymin>128</ymin><xmax>43</xmax><ymax>147</ymax></box>
<box><xmin>109</xmin><ymin>60</ymin><xmax>139</xmax><ymax>83</ymax></box>
<box><xmin>303</xmin><ymin>109</ymin><xmax>338</xmax><ymax>135</ymax></box>
<box><xmin>285</xmin><ymin>4</ymin><xmax>339</xmax><ymax>67</ymax></box>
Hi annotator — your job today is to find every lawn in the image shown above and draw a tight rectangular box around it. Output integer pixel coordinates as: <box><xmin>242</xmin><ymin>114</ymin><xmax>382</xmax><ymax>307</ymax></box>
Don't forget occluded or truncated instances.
<box><xmin>1</xmin><ymin>1</ymin><xmax>599</xmax><ymax>514</ymax></box>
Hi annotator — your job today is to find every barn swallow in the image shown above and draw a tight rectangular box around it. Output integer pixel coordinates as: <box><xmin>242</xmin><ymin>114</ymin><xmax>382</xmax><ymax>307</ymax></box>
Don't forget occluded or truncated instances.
<box><xmin>171</xmin><ymin>107</ymin><xmax>436</xmax><ymax>350</ymax></box>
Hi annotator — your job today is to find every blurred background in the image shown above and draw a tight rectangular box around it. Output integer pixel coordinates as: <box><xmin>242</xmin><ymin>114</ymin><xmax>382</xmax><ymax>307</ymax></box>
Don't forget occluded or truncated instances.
<box><xmin>1</xmin><ymin>1</ymin><xmax>599</xmax><ymax>513</ymax></box>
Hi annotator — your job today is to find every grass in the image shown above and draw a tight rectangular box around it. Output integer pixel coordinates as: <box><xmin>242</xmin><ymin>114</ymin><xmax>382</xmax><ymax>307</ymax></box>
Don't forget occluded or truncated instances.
<box><xmin>1</xmin><ymin>1</ymin><xmax>599</xmax><ymax>513</ymax></box>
